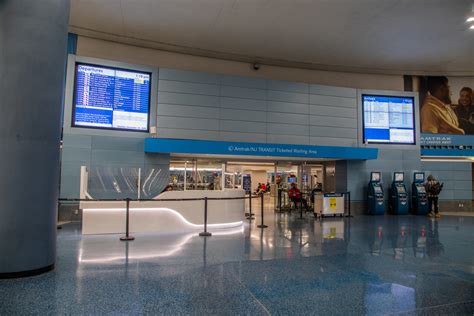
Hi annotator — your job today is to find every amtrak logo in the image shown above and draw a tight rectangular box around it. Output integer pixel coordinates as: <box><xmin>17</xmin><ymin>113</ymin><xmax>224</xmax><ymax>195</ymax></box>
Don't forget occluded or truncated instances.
<box><xmin>228</xmin><ymin>146</ymin><xmax>234</xmax><ymax>151</ymax></box>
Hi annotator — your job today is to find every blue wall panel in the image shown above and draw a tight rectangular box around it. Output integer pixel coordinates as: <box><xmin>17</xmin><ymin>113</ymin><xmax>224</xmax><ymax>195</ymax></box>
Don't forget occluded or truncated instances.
<box><xmin>158</xmin><ymin>92</ymin><xmax>219</xmax><ymax>107</ymax></box>
<box><xmin>268</xmin><ymin>80</ymin><xmax>309</xmax><ymax>93</ymax></box>
<box><xmin>158</xmin><ymin>80</ymin><xmax>219</xmax><ymax>96</ymax></box>
<box><xmin>421</xmin><ymin>161</ymin><xmax>472</xmax><ymax>200</ymax></box>
<box><xmin>159</xmin><ymin>68</ymin><xmax>218</xmax><ymax>84</ymax></box>
<box><xmin>219</xmin><ymin>74</ymin><xmax>266</xmax><ymax>89</ymax></box>
<box><xmin>310</xmin><ymin>84</ymin><xmax>356</xmax><ymax>98</ymax></box>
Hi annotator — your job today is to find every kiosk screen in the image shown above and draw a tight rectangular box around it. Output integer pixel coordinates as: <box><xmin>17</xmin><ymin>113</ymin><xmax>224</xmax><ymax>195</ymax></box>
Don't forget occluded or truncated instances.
<box><xmin>371</xmin><ymin>173</ymin><xmax>381</xmax><ymax>182</ymax></box>
<box><xmin>396</xmin><ymin>186</ymin><xmax>406</xmax><ymax>194</ymax></box>
<box><xmin>374</xmin><ymin>186</ymin><xmax>383</xmax><ymax>194</ymax></box>
<box><xmin>394</xmin><ymin>173</ymin><xmax>404</xmax><ymax>182</ymax></box>
<box><xmin>415</xmin><ymin>173</ymin><xmax>424</xmax><ymax>181</ymax></box>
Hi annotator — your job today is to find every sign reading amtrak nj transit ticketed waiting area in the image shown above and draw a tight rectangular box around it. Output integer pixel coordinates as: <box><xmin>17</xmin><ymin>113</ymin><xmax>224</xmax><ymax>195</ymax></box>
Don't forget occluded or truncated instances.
<box><xmin>145</xmin><ymin>138</ymin><xmax>378</xmax><ymax>160</ymax></box>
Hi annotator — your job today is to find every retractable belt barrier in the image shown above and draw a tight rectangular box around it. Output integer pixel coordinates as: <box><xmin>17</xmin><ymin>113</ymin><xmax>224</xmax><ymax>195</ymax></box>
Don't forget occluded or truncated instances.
<box><xmin>58</xmin><ymin>193</ymin><xmax>267</xmax><ymax>241</ymax></box>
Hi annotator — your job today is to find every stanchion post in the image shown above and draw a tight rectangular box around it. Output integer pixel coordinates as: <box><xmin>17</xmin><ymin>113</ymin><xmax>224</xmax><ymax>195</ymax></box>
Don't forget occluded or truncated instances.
<box><xmin>278</xmin><ymin>189</ymin><xmax>281</xmax><ymax>212</ymax></box>
<box><xmin>120</xmin><ymin>198</ymin><xmax>135</xmax><ymax>241</ymax></box>
<box><xmin>246</xmin><ymin>192</ymin><xmax>254</xmax><ymax>220</ymax></box>
<box><xmin>257</xmin><ymin>193</ymin><xmax>268</xmax><ymax>228</ymax></box>
<box><xmin>299</xmin><ymin>194</ymin><xmax>303</xmax><ymax>219</ymax></box>
<box><xmin>348</xmin><ymin>192</ymin><xmax>352</xmax><ymax>217</ymax></box>
<box><xmin>199</xmin><ymin>197</ymin><xmax>212</xmax><ymax>237</ymax></box>
<box><xmin>57</xmin><ymin>199</ymin><xmax>62</xmax><ymax>230</ymax></box>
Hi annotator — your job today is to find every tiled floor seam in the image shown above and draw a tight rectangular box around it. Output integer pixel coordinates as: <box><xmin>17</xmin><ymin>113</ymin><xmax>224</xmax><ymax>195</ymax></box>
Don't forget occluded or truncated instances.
<box><xmin>227</xmin><ymin>269</ymin><xmax>272</xmax><ymax>316</ymax></box>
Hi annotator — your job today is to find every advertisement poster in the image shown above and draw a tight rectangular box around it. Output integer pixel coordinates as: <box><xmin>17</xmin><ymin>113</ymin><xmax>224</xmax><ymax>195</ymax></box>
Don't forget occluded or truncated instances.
<box><xmin>419</xmin><ymin>76</ymin><xmax>474</xmax><ymax>146</ymax></box>
<box><xmin>419</xmin><ymin>76</ymin><xmax>474</xmax><ymax>135</ymax></box>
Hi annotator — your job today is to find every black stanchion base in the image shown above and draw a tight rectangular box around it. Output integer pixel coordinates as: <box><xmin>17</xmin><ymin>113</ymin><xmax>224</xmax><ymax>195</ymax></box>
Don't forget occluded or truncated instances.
<box><xmin>257</xmin><ymin>225</ymin><xmax>268</xmax><ymax>228</ymax></box>
<box><xmin>120</xmin><ymin>236</ymin><xmax>135</xmax><ymax>241</ymax></box>
<box><xmin>0</xmin><ymin>264</ymin><xmax>54</xmax><ymax>279</ymax></box>
<box><xmin>57</xmin><ymin>226</ymin><xmax>62</xmax><ymax>230</ymax></box>
<box><xmin>199</xmin><ymin>232</ymin><xmax>212</xmax><ymax>237</ymax></box>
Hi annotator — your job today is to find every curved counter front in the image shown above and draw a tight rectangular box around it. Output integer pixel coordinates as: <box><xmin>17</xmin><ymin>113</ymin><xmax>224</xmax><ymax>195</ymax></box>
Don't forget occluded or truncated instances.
<box><xmin>81</xmin><ymin>189</ymin><xmax>245</xmax><ymax>235</ymax></box>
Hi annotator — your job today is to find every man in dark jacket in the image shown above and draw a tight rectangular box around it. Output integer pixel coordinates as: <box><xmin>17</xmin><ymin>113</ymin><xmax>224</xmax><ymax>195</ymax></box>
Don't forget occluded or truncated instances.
<box><xmin>425</xmin><ymin>175</ymin><xmax>443</xmax><ymax>218</ymax></box>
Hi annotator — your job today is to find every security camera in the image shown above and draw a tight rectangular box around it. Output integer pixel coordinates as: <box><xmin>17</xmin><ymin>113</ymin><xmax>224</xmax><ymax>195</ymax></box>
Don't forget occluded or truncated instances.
<box><xmin>252</xmin><ymin>63</ymin><xmax>260</xmax><ymax>70</ymax></box>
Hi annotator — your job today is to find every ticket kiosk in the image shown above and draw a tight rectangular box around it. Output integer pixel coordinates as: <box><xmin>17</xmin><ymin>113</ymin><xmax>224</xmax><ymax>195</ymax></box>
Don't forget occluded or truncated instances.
<box><xmin>411</xmin><ymin>172</ymin><xmax>429</xmax><ymax>215</ymax></box>
<box><xmin>367</xmin><ymin>172</ymin><xmax>385</xmax><ymax>215</ymax></box>
<box><xmin>390</xmin><ymin>172</ymin><xmax>409</xmax><ymax>215</ymax></box>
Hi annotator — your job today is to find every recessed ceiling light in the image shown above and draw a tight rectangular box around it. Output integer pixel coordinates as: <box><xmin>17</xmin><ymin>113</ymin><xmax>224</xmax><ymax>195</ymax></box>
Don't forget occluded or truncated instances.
<box><xmin>470</xmin><ymin>25</ymin><xmax>474</xmax><ymax>30</ymax></box>
<box><xmin>467</xmin><ymin>17</ymin><xmax>474</xmax><ymax>22</ymax></box>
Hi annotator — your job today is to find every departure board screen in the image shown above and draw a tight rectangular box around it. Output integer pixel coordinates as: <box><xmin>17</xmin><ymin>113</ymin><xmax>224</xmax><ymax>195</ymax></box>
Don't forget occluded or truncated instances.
<box><xmin>362</xmin><ymin>95</ymin><xmax>415</xmax><ymax>144</ymax></box>
<box><xmin>73</xmin><ymin>63</ymin><xmax>151</xmax><ymax>132</ymax></box>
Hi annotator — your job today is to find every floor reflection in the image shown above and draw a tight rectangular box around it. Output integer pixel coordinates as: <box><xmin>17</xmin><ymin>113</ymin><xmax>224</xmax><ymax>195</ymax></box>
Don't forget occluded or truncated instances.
<box><xmin>1</xmin><ymin>200</ymin><xmax>473</xmax><ymax>315</ymax></box>
<box><xmin>78</xmin><ymin>226</ymin><xmax>245</xmax><ymax>265</ymax></box>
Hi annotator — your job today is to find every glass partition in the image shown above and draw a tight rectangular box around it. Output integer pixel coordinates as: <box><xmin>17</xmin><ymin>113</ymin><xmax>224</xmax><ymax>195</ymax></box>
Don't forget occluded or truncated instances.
<box><xmin>87</xmin><ymin>165</ymin><xmax>168</xmax><ymax>199</ymax></box>
<box><xmin>196</xmin><ymin>160</ymin><xmax>223</xmax><ymax>190</ymax></box>
<box><xmin>88</xmin><ymin>166</ymin><xmax>140</xmax><ymax>199</ymax></box>
<box><xmin>169</xmin><ymin>161</ymin><xmax>186</xmax><ymax>191</ymax></box>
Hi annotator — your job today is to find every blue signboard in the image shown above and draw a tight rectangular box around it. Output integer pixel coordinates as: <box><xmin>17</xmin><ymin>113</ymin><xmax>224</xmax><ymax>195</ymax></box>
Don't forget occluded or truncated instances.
<box><xmin>420</xmin><ymin>133</ymin><xmax>474</xmax><ymax>146</ymax></box>
<box><xmin>420</xmin><ymin>133</ymin><xmax>474</xmax><ymax>156</ymax></box>
<box><xmin>421</xmin><ymin>148</ymin><xmax>474</xmax><ymax>156</ymax></box>
<box><xmin>144</xmin><ymin>138</ymin><xmax>378</xmax><ymax>160</ymax></box>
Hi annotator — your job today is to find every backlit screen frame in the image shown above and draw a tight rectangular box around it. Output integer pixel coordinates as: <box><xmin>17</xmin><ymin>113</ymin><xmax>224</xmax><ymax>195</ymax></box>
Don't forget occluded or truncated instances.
<box><xmin>394</xmin><ymin>172</ymin><xmax>404</xmax><ymax>182</ymax></box>
<box><xmin>362</xmin><ymin>94</ymin><xmax>416</xmax><ymax>145</ymax></box>
<box><xmin>371</xmin><ymin>172</ymin><xmax>381</xmax><ymax>182</ymax></box>
<box><xmin>72</xmin><ymin>62</ymin><xmax>152</xmax><ymax>133</ymax></box>
<box><xmin>415</xmin><ymin>173</ymin><xmax>425</xmax><ymax>181</ymax></box>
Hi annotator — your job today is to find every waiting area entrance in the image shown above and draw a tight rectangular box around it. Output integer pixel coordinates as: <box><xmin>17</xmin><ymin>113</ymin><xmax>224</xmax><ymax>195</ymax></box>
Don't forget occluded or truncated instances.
<box><xmin>167</xmin><ymin>157</ymin><xmax>349</xmax><ymax>216</ymax></box>
<box><xmin>169</xmin><ymin>158</ymin><xmax>326</xmax><ymax>193</ymax></box>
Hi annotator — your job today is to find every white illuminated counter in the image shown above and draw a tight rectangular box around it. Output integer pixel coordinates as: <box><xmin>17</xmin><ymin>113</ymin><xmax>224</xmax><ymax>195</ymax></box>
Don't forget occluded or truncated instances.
<box><xmin>80</xmin><ymin>189</ymin><xmax>245</xmax><ymax>235</ymax></box>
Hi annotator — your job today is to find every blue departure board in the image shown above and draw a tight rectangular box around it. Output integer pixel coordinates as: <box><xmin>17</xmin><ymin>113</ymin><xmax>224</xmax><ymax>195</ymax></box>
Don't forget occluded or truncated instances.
<box><xmin>362</xmin><ymin>95</ymin><xmax>415</xmax><ymax>144</ymax></box>
<box><xmin>73</xmin><ymin>63</ymin><xmax>151</xmax><ymax>132</ymax></box>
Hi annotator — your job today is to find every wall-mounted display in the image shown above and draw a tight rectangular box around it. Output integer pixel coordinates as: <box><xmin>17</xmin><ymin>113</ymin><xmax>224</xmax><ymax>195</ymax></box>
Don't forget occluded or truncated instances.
<box><xmin>362</xmin><ymin>94</ymin><xmax>415</xmax><ymax>144</ymax></box>
<box><xmin>72</xmin><ymin>63</ymin><xmax>151</xmax><ymax>132</ymax></box>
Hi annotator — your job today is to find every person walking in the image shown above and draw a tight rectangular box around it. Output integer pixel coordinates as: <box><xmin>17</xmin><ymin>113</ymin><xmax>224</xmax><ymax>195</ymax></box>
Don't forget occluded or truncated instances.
<box><xmin>425</xmin><ymin>175</ymin><xmax>443</xmax><ymax>218</ymax></box>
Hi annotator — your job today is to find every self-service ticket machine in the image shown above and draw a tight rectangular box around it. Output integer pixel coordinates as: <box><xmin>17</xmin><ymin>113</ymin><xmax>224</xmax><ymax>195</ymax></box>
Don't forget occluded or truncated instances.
<box><xmin>390</xmin><ymin>172</ymin><xmax>409</xmax><ymax>215</ymax></box>
<box><xmin>411</xmin><ymin>172</ymin><xmax>429</xmax><ymax>215</ymax></box>
<box><xmin>368</xmin><ymin>172</ymin><xmax>385</xmax><ymax>215</ymax></box>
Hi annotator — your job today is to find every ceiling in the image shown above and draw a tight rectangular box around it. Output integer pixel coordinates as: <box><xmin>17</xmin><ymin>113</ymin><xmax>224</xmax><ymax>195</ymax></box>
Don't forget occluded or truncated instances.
<box><xmin>69</xmin><ymin>0</ymin><xmax>474</xmax><ymax>75</ymax></box>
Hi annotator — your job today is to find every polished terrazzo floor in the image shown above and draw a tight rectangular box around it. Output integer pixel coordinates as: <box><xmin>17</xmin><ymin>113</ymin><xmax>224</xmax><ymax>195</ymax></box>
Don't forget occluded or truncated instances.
<box><xmin>1</xmin><ymin>202</ymin><xmax>473</xmax><ymax>315</ymax></box>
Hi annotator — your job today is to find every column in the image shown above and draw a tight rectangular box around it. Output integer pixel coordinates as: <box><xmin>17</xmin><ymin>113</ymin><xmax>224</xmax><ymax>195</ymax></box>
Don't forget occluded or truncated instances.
<box><xmin>0</xmin><ymin>0</ymin><xmax>70</xmax><ymax>277</ymax></box>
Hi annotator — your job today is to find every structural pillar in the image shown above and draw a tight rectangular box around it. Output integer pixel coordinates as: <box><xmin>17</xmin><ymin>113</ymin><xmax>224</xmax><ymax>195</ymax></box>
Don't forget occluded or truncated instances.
<box><xmin>0</xmin><ymin>0</ymin><xmax>70</xmax><ymax>277</ymax></box>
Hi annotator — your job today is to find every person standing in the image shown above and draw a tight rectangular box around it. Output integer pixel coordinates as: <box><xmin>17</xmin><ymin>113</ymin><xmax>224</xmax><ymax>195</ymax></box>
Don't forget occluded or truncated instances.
<box><xmin>425</xmin><ymin>175</ymin><xmax>443</xmax><ymax>218</ymax></box>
